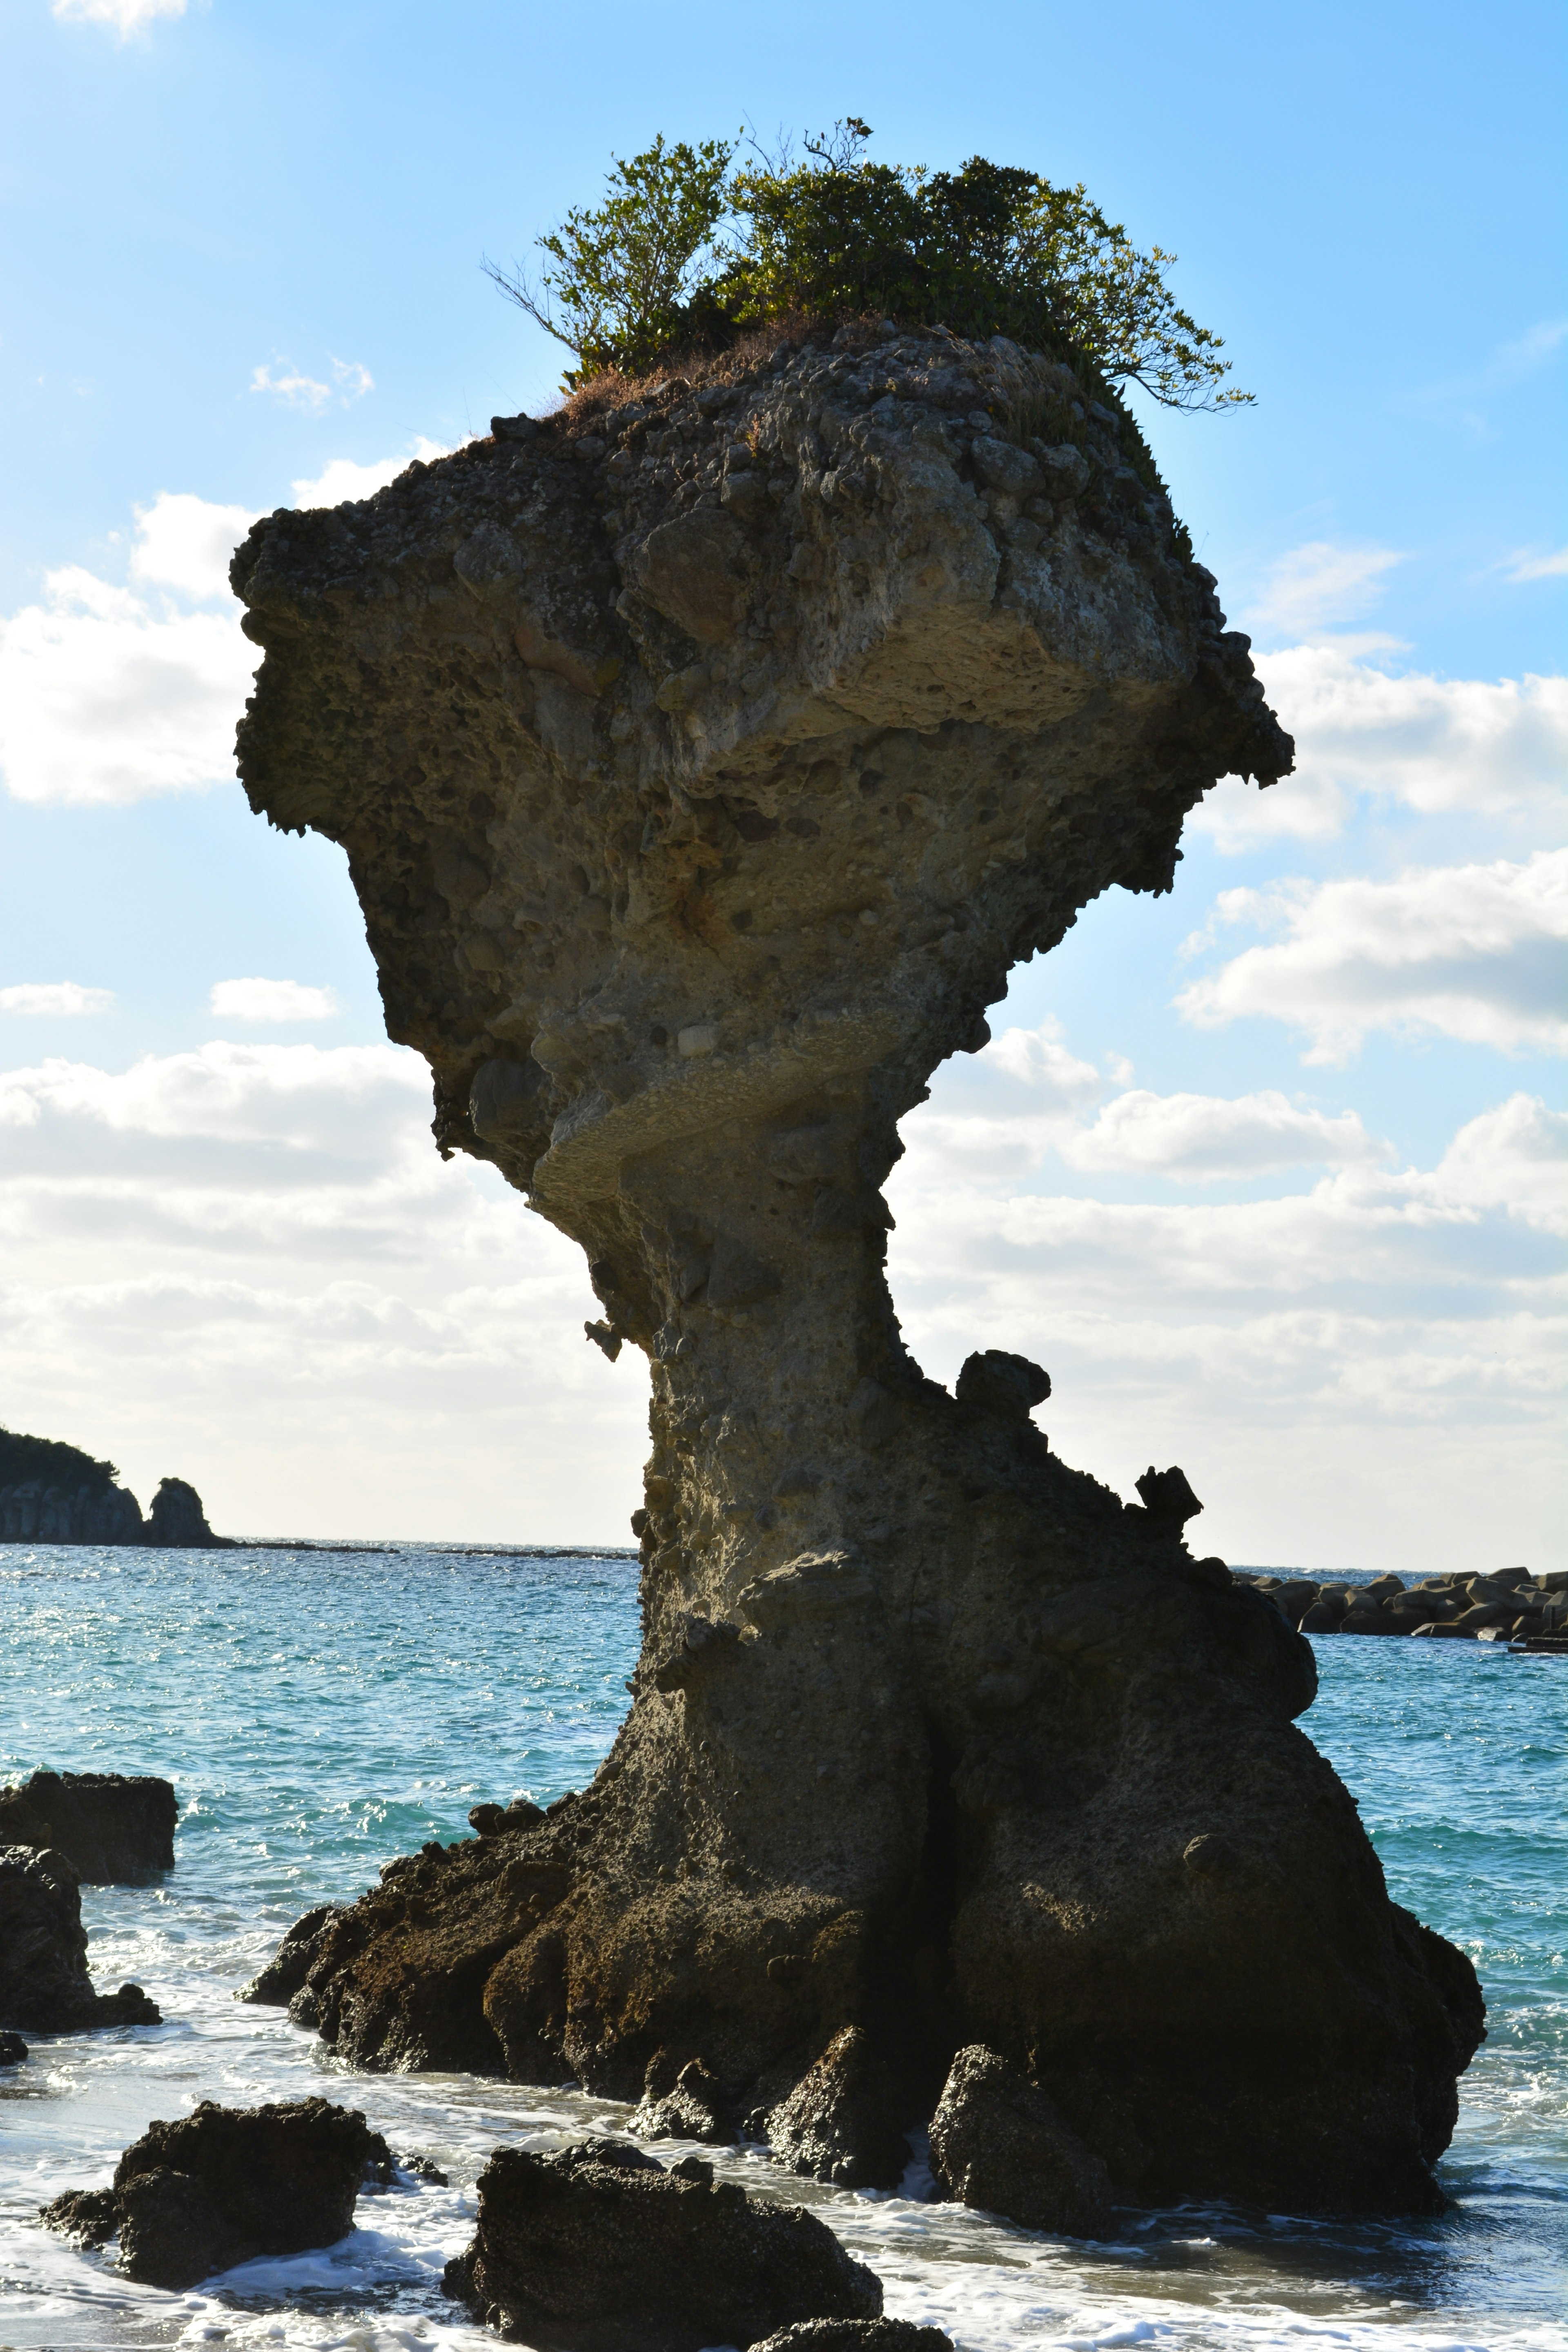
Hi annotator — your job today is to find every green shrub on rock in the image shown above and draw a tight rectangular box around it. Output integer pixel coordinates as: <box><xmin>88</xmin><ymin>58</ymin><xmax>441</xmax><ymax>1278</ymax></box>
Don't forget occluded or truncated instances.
<box><xmin>489</xmin><ymin>118</ymin><xmax>1251</xmax><ymax>412</ymax></box>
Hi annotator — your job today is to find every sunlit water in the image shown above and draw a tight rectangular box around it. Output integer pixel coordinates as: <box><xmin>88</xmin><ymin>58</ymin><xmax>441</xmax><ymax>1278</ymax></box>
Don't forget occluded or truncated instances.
<box><xmin>1</xmin><ymin>1544</ymin><xmax>1563</xmax><ymax>2352</ymax></box>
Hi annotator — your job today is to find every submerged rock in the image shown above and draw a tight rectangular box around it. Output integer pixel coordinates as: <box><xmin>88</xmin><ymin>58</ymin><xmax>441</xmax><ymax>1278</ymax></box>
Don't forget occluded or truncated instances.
<box><xmin>0</xmin><ymin>1769</ymin><xmax>177</xmax><ymax>1882</ymax></box>
<box><xmin>929</xmin><ymin>2044</ymin><xmax>1111</xmax><ymax>2236</ymax></box>
<box><xmin>443</xmin><ymin>2138</ymin><xmax>880</xmax><ymax>2352</ymax></box>
<box><xmin>40</xmin><ymin>2096</ymin><xmax>389</xmax><ymax>2290</ymax></box>
<box><xmin>0</xmin><ymin>1845</ymin><xmax>160</xmax><ymax>2033</ymax></box>
<box><xmin>233</xmin><ymin>322</ymin><xmax>1481</xmax><ymax>2214</ymax></box>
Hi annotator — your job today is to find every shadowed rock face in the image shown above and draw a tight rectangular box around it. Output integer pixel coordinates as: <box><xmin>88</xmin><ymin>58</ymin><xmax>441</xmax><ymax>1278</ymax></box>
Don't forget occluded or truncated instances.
<box><xmin>232</xmin><ymin>325</ymin><xmax>1482</xmax><ymax>2215</ymax></box>
<box><xmin>0</xmin><ymin>1770</ymin><xmax>177</xmax><ymax>1882</ymax></box>
<box><xmin>0</xmin><ymin>1844</ymin><xmax>161</xmax><ymax>2032</ymax></box>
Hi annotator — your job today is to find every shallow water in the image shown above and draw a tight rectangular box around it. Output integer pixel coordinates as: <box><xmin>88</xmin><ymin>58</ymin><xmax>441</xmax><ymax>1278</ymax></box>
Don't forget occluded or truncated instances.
<box><xmin>1</xmin><ymin>1543</ymin><xmax>1564</xmax><ymax>2352</ymax></box>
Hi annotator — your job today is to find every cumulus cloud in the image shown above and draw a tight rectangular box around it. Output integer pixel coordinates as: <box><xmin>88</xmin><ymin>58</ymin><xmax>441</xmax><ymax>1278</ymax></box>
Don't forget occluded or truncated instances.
<box><xmin>209</xmin><ymin>978</ymin><xmax>341</xmax><ymax>1023</ymax></box>
<box><xmin>290</xmin><ymin>438</ymin><xmax>449</xmax><ymax>508</ymax></box>
<box><xmin>0</xmin><ymin>1041</ymin><xmax>644</xmax><ymax>1540</ymax></box>
<box><xmin>131</xmin><ymin>490</ymin><xmax>257</xmax><ymax>599</ymax></box>
<box><xmin>0</xmin><ymin>457</ymin><xmax>441</xmax><ymax>807</ymax></box>
<box><xmin>252</xmin><ymin>355</ymin><xmax>374</xmax><ymax>413</ymax></box>
<box><xmin>1243</xmin><ymin>541</ymin><xmax>1404</xmax><ymax>641</ymax></box>
<box><xmin>0</xmin><ymin>982</ymin><xmax>114</xmax><ymax>1016</ymax></box>
<box><xmin>1176</xmin><ymin>850</ymin><xmax>1568</xmax><ymax>1063</ymax></box>
<box><xmin>1191</xmin><ymin>644</ymin><xmax>1568</xmax><ymax>851</ymax></box>
<box><xmin>884</xmin><ymin>1081</ymin><xmax>1566</xmax><ymax>1568</ymax></box>
<box><xmin>1060</xmin><ymin>1089</ymin><xmax>1385</xmax><ymax>1179</ymax></box>
<box><xmin>52</xmin><ymin>0</ymin><xmax>186</xmax><ymax>31</ymax></box>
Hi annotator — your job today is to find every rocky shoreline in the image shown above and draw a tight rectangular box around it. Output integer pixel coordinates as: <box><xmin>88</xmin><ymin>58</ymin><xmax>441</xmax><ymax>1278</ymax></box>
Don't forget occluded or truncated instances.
<box><xmin>1237</xmin><ymin>1568</ymin><xmax>1568</xmax><ymax>1648</ymax></box>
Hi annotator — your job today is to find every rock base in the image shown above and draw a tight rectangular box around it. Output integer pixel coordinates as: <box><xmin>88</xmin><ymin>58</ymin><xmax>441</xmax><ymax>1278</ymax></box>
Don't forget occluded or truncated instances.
<box><xmin>0</xmin><ymin>1846</ymin><xmax>160</xmax><ymax>2033</ymax></box>
<box><xmin>40</xmin><ymin>2097</ymin><xmax>389</xmax><ymax>2290</ymax></box>
<box><xmin>929</xmin><ymin>2045</ymin><xmax>1111</xmax><ymax>2235</ymax></box>
<box><xmin>442</xmin><ymin>2138</ymin><xmax>881</xmax><ymax>2352</ymax></box>
<box><xmin>0</xmin><ymin>1769</ymin><xmax>177</xmax><ymax>1881</ymax></box>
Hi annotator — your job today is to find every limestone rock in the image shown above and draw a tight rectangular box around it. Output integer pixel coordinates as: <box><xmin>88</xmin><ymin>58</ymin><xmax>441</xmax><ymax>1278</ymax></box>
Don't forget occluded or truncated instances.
<box><xmin>0</xmin><ymin>1479</ymin><xmax>145</xmax><ymax>1545</ymax></box>
<box><xmin>40</xmin><ymin>2096</ymin><xmax>389</xmax><ymax>2290</ymax></box>
<box><xmin>232</xmin><ymin>323</ymin><xmax>1481</xmax><ymax>2214</ymax></box>
<box><xmin>0</xmin><ymin>1769</ymin><xmax>176</xmax><ymax>1882</ymax></box>
<box><xmin>929</xmin><ymin>2044</ymin><xmax>1111</xmax><ymax>2235</ymax></box>
<box><xmin>765</xmin><ymin>2026</ymin><xmax>911</xmax><ymax>2189</ymax></box>
<box><xmin>0</xmin><ymin>1845</ymin><xmax>160</xmax><ymax>2034</ymax></box>
<box><xmin>441</xmin><ymin>2138</ymin><xmax>882</xmax><ymax>2351</ymax></box>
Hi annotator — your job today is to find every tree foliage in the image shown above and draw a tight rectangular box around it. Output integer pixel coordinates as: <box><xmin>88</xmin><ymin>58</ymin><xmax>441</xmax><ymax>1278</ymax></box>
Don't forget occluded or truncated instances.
<box><xmin>0</xmin><ymin>1425</ymin><xmax>119</xmax><ymax>1490</ymax></box>
<box><xmin>494</xmin><ymin>122</ymin><xmax>1251</xmax><ymax>411</ymax></box>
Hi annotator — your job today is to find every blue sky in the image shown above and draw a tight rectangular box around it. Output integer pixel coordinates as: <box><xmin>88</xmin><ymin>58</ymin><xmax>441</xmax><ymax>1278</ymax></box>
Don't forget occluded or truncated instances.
<box><xmin>0</xmin><ymin>0</ymin><xmax>1563</xmax><ymax>1559</ymax></box>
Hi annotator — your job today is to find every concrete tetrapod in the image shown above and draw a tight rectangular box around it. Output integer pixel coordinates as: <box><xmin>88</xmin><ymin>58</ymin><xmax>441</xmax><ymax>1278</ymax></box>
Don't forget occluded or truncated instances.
<box><xmin>232</xmin><ymin>323</ymin><xmax>1483</xmax><ymax>2217</ymax></box>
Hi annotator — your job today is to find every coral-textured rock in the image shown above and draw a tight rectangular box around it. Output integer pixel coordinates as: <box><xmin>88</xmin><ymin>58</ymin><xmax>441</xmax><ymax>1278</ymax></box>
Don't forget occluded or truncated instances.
<box><xmin>765</xmin><ymin>2026</ymin><xmax>911</xmax><ymax>2189</ymax></box>
<box><xmin>0</xmin><ymin>1846</ymin><xmax>160</xmax><ymax>2033</ymax></box>
<box><xmin>441</xmin><ymin>2138</ymin><xmax>881</xmax><ymax>2351</ymax></box>
<box><xmin>0</xmin><ymin>1769</ymin><xmax>177</xmax><ymax>1882</ymax></box>
<box><xmin>929</xmin><ymin>2043</ymin><xmax>1111</xmax><ymax>2235</ymax></box>
<box><xmin>233</xmin><ymin>321</ymin><xmax>1482</xmax><ymax>2214</ymax></box>
<box><xmin>40</xmin><ymin>2097</ymin><xmax>389</xmax><ymax>2289</ymax></box>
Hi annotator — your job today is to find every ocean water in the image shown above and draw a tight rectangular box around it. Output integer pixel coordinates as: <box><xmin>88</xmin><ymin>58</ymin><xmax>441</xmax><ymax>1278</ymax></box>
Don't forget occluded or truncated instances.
<box><xmin>1</xmin><ymin>1542</ymin><xmax>1564</xmax><ymax>2352</ymax></box>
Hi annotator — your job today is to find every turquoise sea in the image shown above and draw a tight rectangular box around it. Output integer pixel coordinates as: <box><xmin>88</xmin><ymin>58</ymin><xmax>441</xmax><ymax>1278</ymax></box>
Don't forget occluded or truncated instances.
<box><xmin>1</xmin><ymin>1543</ymin><xmax>1564</xmax><ymax>2352</ymax></box>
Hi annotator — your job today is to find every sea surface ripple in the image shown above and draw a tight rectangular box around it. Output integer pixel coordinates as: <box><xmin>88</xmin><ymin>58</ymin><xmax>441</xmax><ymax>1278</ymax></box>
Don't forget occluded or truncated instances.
<box><xmin>0</xmin><ymin>1543</ymin><xmax>1563</xmax><ymax>2352</ymax></box>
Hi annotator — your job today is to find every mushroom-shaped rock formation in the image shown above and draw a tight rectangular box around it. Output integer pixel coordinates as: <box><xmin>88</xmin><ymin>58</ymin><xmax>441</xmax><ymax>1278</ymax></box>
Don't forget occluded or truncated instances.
<box><xmin>232</xmin><ymin>324</ymin><xmax>1483</xmax><ymax>2215</ymax></box>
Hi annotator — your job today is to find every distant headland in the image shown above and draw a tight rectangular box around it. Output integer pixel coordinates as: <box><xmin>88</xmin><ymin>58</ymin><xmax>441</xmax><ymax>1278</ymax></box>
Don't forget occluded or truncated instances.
<box><xmin>0</xmin><ymin>1425</ymin><xmax>231</xmax><ymax>1548</ymax></box>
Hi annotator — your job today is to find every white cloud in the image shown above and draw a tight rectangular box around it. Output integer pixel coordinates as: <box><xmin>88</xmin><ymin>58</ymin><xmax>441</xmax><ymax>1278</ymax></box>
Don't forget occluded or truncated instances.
<box><xmin>52</xmin><ymin>0</ymin><xmax>186</xmax><ymax>31</ymax></box>
<box><xmin>252</xmin><ymin>357</ymin><xmax>374</xmax><ymax>412</ymax></box>
<box><xmin>131</xmin><ymin>490</ymin><xmax>257</xmax><ymax>600</ymax></box>
<box><xmin>0</xmin><ymin>982</ymin><xmax>114</xmax><ymax>1016</ymax></box>
<box><xmin>290</xmin><ymin>437</ymin><xmax>449</xmax><ymax>508</ymax></box>
<box><xmin>0</xmin><ymin>558</ymin><xmax>257</xmax><ymax>808</ymax></box>
<box><xmin>884</xmin><ymin>1084</ymin><xmax>1566</xmax><ymax>1570</ymax></box>
<box><xmin>0</xmin><ymin>1042</ymin><xmax>643</xmax><ymax>1541</ymax></box>
<box><xmin>1192</xmin><ymin>645</ymin><xmax>1568</xmax><ymax>851</ymax></box>
<box><xmin>1504</xmin><ymin>545</ymin><xmax>1568</xmax><ymax>583</ymax></box>
<box><xmin>1243</xmin><ymin>541</ymin><xmax>1404</xmax><ymax>640</ymax></box>
<box><xmin>1060</xmin><ymin>1089</ymin><xmax>1386</xmax><ymax>1179</ymax></box>
<box><xmin>1176</xmin><ymin>849</ymin><xmax>1568</xmax><ymax>1063</ymax></box>
<box><xmin>209</xmin><ymin>978</ymin><xmax>340</xmax><ymax>1023</ymax></box>
<box><xmin>0</xmin><ymin>462</ymin><xmax>439</xmax><ymax>807</ymax></box>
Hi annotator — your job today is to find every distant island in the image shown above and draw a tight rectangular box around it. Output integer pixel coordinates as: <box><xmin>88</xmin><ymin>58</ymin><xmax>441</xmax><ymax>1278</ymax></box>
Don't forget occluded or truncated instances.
<box><xmin>0</xmin><ymin>1425</ymin><xmax>230</xmax><ymax>1548</ymax></box>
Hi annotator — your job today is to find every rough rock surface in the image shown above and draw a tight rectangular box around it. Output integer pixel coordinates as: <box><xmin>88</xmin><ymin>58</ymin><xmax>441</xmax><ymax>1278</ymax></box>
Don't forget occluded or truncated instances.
<box><xmin>0</xmin><ymin>1474</ymin><xmax>227</xmax><ymax>1546</ymax></box>
<box><xmin>0</xmin><ymin>1770</ymin><xmax>177</xmax><ymax>1881</ymax></box>
<box><xmin>753</xmin><ymin>2328</ymin><xmax>954</xmax><ymax>2352</ymax></box>
<box><xmin>1239</xmin><ymin>1566</ymin><xmax>1568</xmax><ymax>1642</ymax></box>
<box><xmin>233</xmin><ymin>321</ymin><xmax>1483</xmax><ymax>2214</ymax></box>
<box><xmin>441</xmin><ymin>2137</ymin><xmax>881</xmax><ymax>2351</ymax></box>
<box><xmin>764</xmin><ymin>2025</ymin><xmax>910</xmax><ymax>2189</ymax></box>
<box><xmin>929</xmin><ymin>2042</ymin><xmax>1111</xmax><ymax>2234</ymax></box>
<box><xmin>40</xmin><ymin>2097</ymin><xmax>389</xmax><ymax>2289</ymax></box>
<box><xmin>0</xmin><ymin>1845</ymin><xmax>161</xmax><ymax>2032</ymax></box>
<box><xmin>238</xmin><ymin>1901</ymin><xmax>345</xmax><ymax>2005</ymax></box>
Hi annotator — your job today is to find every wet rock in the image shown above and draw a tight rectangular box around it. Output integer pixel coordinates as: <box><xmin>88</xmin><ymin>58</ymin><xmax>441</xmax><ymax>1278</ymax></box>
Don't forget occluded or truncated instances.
<box><xmin>238</xmin><ymin>1902</ymin><xmax>345</xmax><ymax>2005</ymax></box>
<box><xmin>0</xmin><ymin>1846</ymin><xmax>161</xmax><ymax>2033</ymax></box>
<box><xmin>929</xmin><ymin>2045</ymin><xmax>1111</xmax><ymax>2236</ymax></box>
<box><xmin>632</xmin><ymin>2054</ymin><xmax>733</xmax><ymax>2145</ymax></box>
<box><xmin>230</xmin><ymin>325</ymin><xmax>1481</xmax><ymax>2218</ymax></box>
<box><xmin>441</xmin><ymin>2138</ymin><xmax>881</xmax><ymax>2351</ymax></box>
<box><xmin>0</xmin><ymin>2029</ymin><xmax>27</xmax><ymax>2064</ymax></box>
<box><xmin>40</xmin><ymin>2097</ymin><xmax>389</xmax><ymax>2290</ymax></box>
<box><xmin>753</xmin><ymin>2327</ymin><xmax>956</xmax><ymax>2352</ymax></box>
<box><xmin>0</xmin><ymin>1769</ymin><xmax>176</xmax><ymax>1882</ymax></box>
<box><xmin>766</xmin><ymin>2027</ymin><xmax>910</xmax><ymax>2189</ymax></box>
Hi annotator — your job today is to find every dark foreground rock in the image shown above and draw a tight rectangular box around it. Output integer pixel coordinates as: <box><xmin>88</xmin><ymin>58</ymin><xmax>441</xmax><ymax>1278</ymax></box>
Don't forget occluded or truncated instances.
<box><xmin>442</xmin><ymin>2138</ymin><xmax>880</xmax><ymax>2351</ymax></box>
<box><xmin>0</xmin><ymin>1770</ymin><xmax>176</xmax><ymax>1881</ymax></box>
<box><xmin>0</xmin><ymin>1846</ymin><xmax>160</xmax><ymax>2033</ymax></box>
<box><xmin>929</xmin><ymin>2045</ymin><xmax>1111</xmax><ymax>2236</ymax></box>
<box><xmin>238</xmin><ymin>1901</ymin><xmax>345</xmax><ymax>2005</ymax></box>
<box><xmin>753</xmin><ymin>2328</ymin><xmax>955</xmax><ymax>2352</ymax></box>
<box><xmin>233</xmin><ymin>318</ymin><xmax>1484</xmax><ymax>2215</ymax></box>
<box><xmin>40</xmin><ymin>2097</ymin><xmax>389</xmax><ymax>2289</ymax></box>
<box><xmin>0</xmin><ymin>2029</ymin><xmax>27</xmax><ymax>2064</ymax></box>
